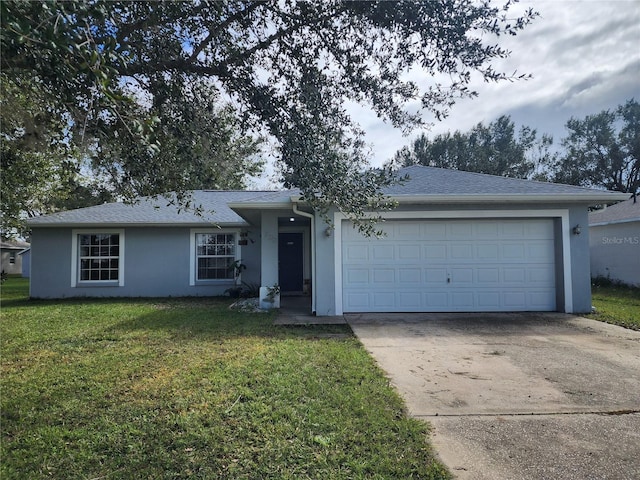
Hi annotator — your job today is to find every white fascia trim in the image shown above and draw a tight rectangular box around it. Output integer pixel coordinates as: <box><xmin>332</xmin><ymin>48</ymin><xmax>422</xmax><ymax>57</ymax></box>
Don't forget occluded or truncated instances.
<box><xmin>71</xmin><ymin>228</ymin><xmax>125</xmax><ymax>287</ymax></box>
<box><xmin>391</xmin><ymin>193</ymin><xmax>630</xmax><ymax>204</ymax></box>
<box><xmin>189</xmin><ymin>228</ymin><xmax>241</xmax><ymax>286</ymax></box>
<box><xmin>290</xmin><ymin>193</ymin><xmax>629</xmax><ymax>206</ymax></box>
<box><xmin>589</xmin><ymin>218</ymin><xmax>640</xmax><ymax>227</ymax></box>
<box><xmin>227</xmin><ymin>202</ymin><xmax>294</xmax><ymax>210</ymax></box>
<box><xmin>333</xmin><ymin>209</ymin><xmax>573</xmax><ymax>315</ymax></box>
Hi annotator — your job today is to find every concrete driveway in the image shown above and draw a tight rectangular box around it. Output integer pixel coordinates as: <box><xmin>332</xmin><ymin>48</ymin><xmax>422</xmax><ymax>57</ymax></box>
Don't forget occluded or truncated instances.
<box><xmin>347</xmin><ymin>313</ymin><xmax>640</xmax><ymax>480</ymax></box>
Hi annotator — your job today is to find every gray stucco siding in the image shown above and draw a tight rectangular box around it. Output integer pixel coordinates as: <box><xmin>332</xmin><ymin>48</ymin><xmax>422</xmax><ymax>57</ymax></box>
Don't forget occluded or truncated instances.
<box><xmin>30</xmin><ymin>227</ymin><xmax>260</xmax><ymax>298</ymax></box>
<box><xmin>590</xmin><ymin>221</ymin><xmax>640</xmax><ymax>287</ymax></box>
<box><xmin>566</xmin><ymin>206</ymin><xmax>592</xmax><ymax>313</ymax></box>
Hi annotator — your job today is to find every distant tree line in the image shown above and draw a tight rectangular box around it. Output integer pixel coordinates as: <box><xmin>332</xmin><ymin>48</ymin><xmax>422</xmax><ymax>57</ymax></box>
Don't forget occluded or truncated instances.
<box><xmin>392</xmin><ymin>99</ymin><xmax>640</xmax><ymax>194</ymax></box>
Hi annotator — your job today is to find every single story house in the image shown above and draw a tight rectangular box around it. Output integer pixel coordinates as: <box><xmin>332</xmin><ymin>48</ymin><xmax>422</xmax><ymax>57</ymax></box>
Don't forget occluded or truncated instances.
<box><xmin>19</xmin><ymin>248</ymin><xmax>31</xmax><ymax>278</ymax></box>
<box><xmin>27</xmin><ymin>165</ymin><xmax>628</xmax><ymax>315</ymax></box>
<box><xmin>1</xmin><ymin>240</ymin><xmax>30</xmax><ymax>276</ymax></box>
<box><xmin>589</xmin><ymin>197</ymin><xmax>639</xmax><ymax>287</ymax></box>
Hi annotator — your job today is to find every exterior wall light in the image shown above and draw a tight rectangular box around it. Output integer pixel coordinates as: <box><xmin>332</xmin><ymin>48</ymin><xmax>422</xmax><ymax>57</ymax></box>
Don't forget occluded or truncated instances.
<box><xmin>572</xmin><ymin>224</ymin><xmax>582</xmax><ymax>235</ymax></box>
<box><xmin>325</xmin><ymin>226</ymin><xmax>334</xmax><ymax>237</ymax></box>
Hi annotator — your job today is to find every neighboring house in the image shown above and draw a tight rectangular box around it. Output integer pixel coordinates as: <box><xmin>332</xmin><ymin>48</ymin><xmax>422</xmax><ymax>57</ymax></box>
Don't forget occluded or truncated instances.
<box><xmin>589</xmin><ymin>197</ymin><xmax>640</xmax><ymax>287</ymax></box>
<box><xmin>27</xmin><ymin>166</ymin><xmax>627</xmax><ymax>314</ymax></box>
<box><xmin>1</xmin><ymin>240</ymin><xmax>30</xmax><ymax>276</ymax></box>
<box><xmin>19</xmin><ymin>248</ymin><xmax>31</xmax><ymax>278</ymax></box>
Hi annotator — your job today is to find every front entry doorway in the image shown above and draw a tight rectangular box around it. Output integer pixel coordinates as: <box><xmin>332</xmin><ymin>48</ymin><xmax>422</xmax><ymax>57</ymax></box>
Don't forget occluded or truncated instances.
<box><xmin>278</xmin><ymin>232</ymin><xmax>304</xmax><ymax>292</ymax></box>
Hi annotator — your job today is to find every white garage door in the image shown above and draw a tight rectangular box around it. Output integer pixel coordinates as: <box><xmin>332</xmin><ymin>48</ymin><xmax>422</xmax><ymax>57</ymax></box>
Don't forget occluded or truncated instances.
<box><xmin>342</xmin><ymin>218</ymin><xmax>556</xmax><ymax>312</ymax></box>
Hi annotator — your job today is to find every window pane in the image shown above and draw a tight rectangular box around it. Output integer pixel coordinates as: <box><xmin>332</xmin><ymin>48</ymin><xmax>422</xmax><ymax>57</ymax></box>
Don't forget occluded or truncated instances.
<box><xmin>78</xmin><ymin>233</ymin><xmax>120</xmax><ymax>282</ymax></box>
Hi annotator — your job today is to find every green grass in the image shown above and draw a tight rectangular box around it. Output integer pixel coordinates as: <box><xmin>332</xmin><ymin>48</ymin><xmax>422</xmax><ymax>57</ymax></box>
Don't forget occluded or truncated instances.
<box><xmin>589</xmin><ymin>282</ymin><xmax>640</xmax><ymax>330</ymax></box>
<box><xmin>1</xmin><ymin>278</ymin><xmax>449</xmax><ymax>479</ymax></box>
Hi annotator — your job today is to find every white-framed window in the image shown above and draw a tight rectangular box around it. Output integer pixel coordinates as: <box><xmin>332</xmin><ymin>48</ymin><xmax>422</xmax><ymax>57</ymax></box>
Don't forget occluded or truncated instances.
<box><xmin>190</xmin><ymin>229</ymin><xmax>239</xmax><ymax>285</ymax></box>
<box><xmin>71</xmin><ymin>229</ymin><xmax>125</xmax><ymax>287</ymax></box>
<box><xmin>9</xmin><ymin>252</ymin><xmax>15</xmax><ymax>264</ymax></box>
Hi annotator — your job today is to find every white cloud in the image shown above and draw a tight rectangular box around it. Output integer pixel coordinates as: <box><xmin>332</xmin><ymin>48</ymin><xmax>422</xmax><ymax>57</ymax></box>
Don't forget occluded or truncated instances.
<box><xmin>356</xmin><ymin>0</ymin><xmax>640</xmax><ymax>167</ymax></box>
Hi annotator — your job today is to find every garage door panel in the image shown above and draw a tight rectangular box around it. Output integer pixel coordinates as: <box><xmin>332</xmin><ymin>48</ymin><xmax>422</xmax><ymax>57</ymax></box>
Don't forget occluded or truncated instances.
<box><xmin>529</xmin><ymin>291</ymin><xmax>556</xmax><ymax>307</ymax></box>
<box><xmin>452</xmin><ymin>292</ymin><xmax>474</xmax><ymax>307</ymax></box>
<box><xmin>373</xmin><ymin>268</ymin><xmax>394</xmax><ymax>283</ymax></box>
<box><xmin>398</xmin><ymin>244</ymin><xmax>421</xmax><ymax>260</ymax></box>
<box><xmin>345</xmin><ymin>245</ymin><xmax>368</xmax><ymax>261</ymax></box>
<box><xmin>478</xmin><ymin>268</ymin><xmax>500</xmax><ymax>283</ymax></box>
<box><xmin>397</xmin><ymin>223</ymin><xmax>420</xmax><ymax>237</ymax></box>
<box><xmin>476</xmin><ymin>244</ymin><xmax>499</xmax><ymax>260</ymax></box>
<box><xmin>502</xmin><ymin>244</ymin><xmax>526</xmax><ymax>259</ymax></box>
<box><xmin>373</xmin><ymin>292</ymin><xmax>395</xmax><ymax>308</ymax></box>
<box><xmin>478</xmin><ymin>292</ymin><xmax>501</xmax><ymax>308</ymax></box>
<box><xmin>528</xmin><ymin>267</ymin><xmax>555</xmax><ymax>284</ymax></box>
<box><xmin>345</xmin><ymin>268</ymin><xmax>369</xmax><ymax>284</ymax></box>
<box><xmin>451</xmin><ymin>244</ymin><xmax>473</xmax><ymax>259</ymax></box>
<box><xmin>344</xmin><ymin>292</ymin><xmax>370</xmax><ymax>309</ymax></box>
<box><xmin>425</xmin><ymin>244</ymin><xmax>447</xmax><ymax>259</ymax></box>
<box><xmin>449</xmin><ymin>223</ymin><xmax>473</xmax><ymax>237</ymax></box>
<box><xmin>426</xmin><ymin>292</ymin><xmax>448</xmax><ymax>308</ymax></box>
<box><xmin>528</xmin><ymin>241</ymin><xmax>554</xmax><ymax>259</ymax></box>
<box><xmin>373</xmin><ymin>245</ymin><xmax>394</xmax><ymax>260</ymax></box>
<box><xmin>422</xmin><ymin>223</ymin><xmax>447</xmax><ymax>239</ymax></box>
<box><xmin>399</xmin><ymin>268</ymin><xmax>421</xmax><ymax>283</ymax></box>
<box><xmin>399</xmin><ymin>292</ymin><xmax>421</xmax><ymax>307</ymax></box>
<box><xmin>426</xmin><ymin>268</ymin><xmax>448</xmax><ymax>283</ymax></box>
<box><xmin>504</xmin><ymin>291</ymin><xmax>527</xmax><ymax>307</ymax></box>
<box><xmin>451</xmin><ymin>268</ymin><xmax>473</xmax><ymax>283</ymax></box>
<box><xmin>342</xmin><ymin>219</ymin><xmax>556</xmax><ymax>313</ymax></box>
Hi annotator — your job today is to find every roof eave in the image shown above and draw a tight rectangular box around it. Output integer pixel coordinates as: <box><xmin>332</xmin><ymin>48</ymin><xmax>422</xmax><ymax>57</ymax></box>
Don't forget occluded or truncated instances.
<box><xmin>27</xmin><ymin>221</ymin><xmax>249</xmax><ymax>228</ymax></box>
<box><xmin>391</xmin><ymin>193</ymin><xmax>630</xmax><ymax>204</ymax></box>
<box><xmin>227</xmin><ymin>201</ymin><xmax>295</xmax><ymax>210</ymax></box>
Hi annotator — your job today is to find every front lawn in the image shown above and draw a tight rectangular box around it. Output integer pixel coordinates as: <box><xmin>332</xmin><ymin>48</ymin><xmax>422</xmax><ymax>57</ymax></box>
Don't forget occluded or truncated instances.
<box><xmin>1</xmin><ymin>278</ymin><xmax>449</xmax><ymax>479</ymax></box>
<box><xmin>589</xmin><ymin>282</ymin><xmax>640</xmax><ymax>330</ymax></box>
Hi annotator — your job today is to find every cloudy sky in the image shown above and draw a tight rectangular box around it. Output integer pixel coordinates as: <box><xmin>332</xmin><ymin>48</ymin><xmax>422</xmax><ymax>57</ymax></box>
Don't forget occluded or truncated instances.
<box><xmin>355</xmin><ymin>0</ymin><xmax>640</xmax><ymax>168</ymax></box>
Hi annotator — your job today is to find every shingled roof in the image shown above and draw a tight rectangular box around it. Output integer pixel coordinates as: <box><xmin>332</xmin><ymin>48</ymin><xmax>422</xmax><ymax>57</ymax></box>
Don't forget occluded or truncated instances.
<box><xmin>386</xmin><ymin>165</ymin><xmax>621</xmax><ymax>196</ymax></box>
<box><xmin>589</xmin><ymin>197</ymin><xmax>639</xmax><ymax>225</ymax></box>
<box><xmin>27</xmin><ymin>190</ymin><xmax>284</xmax><ymax>227</ymax></box>
<box><xmin>28</xmin><ymin>166</ymin><xmax>628</xmax><ymax>227</ymax></box>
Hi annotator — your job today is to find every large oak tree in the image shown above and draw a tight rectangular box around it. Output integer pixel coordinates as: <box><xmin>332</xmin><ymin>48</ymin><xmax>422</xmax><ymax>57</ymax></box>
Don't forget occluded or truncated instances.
<box><xmin>392</xmin><ymin>115</ymin><xmax>555</xmax><ymax>179</ymax></box>
<box><xmin>553</xmin><ymin>99</ymin><xmax>639</xmax><ymax>194</ymax></box>
<box><xmin>1</xmin><ymin>0</ymin><xmax>537</xmax><ymax>235</ymax></box>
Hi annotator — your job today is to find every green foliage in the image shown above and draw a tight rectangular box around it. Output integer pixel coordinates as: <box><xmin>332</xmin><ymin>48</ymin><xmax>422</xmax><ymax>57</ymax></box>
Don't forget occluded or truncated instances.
<box><xmin>1</xmin><ymin>279</ymin><xmax>450</xmax><ymax>479</ymax></box>
<box><xmin>1</xmin><ymin>0</ymin><xmax>538</xmax><ymax>234</ymax></box>
<box><xmin>1</xmin><ymin>1</ymin><xmax>263</xmax><ymax>235</ymax></box>
<box><xmin>553</xmin><ymin>99</ymin><xmax>640</xmax><ymax>193</ymax></box>
<box><xmin>589</xmin><ymin>282</ymin><xmax>640</xmax><ymax>330</ymax></box>
<box><xmin>392</xmin><ymin>115</ymin><xmax>555</xmax><ymax>179</ymax></box>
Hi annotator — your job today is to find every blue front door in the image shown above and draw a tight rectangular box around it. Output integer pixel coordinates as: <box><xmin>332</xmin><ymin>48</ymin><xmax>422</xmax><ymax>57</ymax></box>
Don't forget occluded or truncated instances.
<box><xmin>278</xmin><ymin>232</ymin><xmax>304</xmax><ymax>292</ymax></box>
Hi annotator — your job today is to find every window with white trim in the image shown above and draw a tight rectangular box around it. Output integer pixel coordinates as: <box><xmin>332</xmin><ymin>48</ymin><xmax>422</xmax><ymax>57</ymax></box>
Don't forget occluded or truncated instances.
<box><xmin>77</xmin><ymin>233</ymin><xmax>121</xmax><ymax>282</ymax></box>
<box><xmin>195</xmin><ymin>233</ymin><xmax>236</xmax><ymax>280</ymax></box>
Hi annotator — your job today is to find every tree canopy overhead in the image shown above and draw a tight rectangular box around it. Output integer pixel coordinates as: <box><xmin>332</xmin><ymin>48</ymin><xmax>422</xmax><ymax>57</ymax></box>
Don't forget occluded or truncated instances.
<box><xmin>2</xmin><ymin>0</ymin><xmax>538</xmax><ymax>234</ymax></box>
<box><xmin>392</xmin><ymin>115</ymin><xmax>555</xmax><ymax>179</ymax></box>
<box><xmin>553</xmin><ymin>99</ymin><xmax>639</xmax><ymax>194</ymax></box>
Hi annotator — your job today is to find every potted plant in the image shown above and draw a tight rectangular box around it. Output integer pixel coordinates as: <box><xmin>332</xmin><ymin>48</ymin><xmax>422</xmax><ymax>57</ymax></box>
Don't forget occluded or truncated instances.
<box><xmin>228</xmin><ymin>260</ymin><xmax>246</xmax><ymax>284</ymax></box>
<box><xmin>259</xmin><ymin>284</ymin><xmax>280</xmax><ymax>309</ymax></box>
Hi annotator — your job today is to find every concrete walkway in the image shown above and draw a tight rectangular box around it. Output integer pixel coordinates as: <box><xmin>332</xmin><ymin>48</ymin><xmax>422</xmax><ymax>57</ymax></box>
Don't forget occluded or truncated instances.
<box><xmin>273</xmin><ymin>296</ymin><xmax>347</xmax><ymax>325</ymax></box>
<box><xmin>347</xmin><ymin>313</ymin><xmax>640</xmax><ymax>479</ymax></box>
